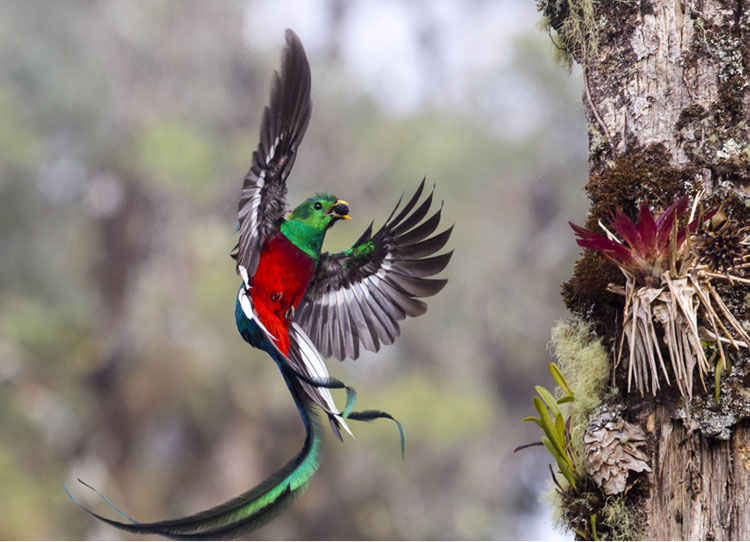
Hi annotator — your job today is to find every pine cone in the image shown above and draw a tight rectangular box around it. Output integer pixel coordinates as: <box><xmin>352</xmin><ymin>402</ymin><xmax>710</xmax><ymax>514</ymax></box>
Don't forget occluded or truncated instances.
<box><xmin>584</xmin><ymin>411</ymin><xmax>651</xmax><ymax>495</ymax></box>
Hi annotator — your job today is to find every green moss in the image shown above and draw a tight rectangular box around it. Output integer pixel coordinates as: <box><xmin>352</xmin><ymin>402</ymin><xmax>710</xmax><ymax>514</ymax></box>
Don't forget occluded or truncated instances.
<box><xmin>537</xmin><ymin>0</ymin><xmax>598</xmax><ymax>67</ymax></box>
<box><xmin>542</xmin><ymin>479</ymin><xmax>569</xmax><ymax>534</ymax></box>
<box><xmin>538</xmin><ymin>319</ymin><xmax>644</xmax><ymax>540</ymax></box>
<box><xmin>584</xmin><ymin>143</ymin><xmax>694</xmax><ymax>223</ymax></box>
<box><xmin>600</xmin><ymin>494</ymin><xmax>645</xmax><ymax>540</ymax></box>
<box><xmin>550</xmin><ymin>318</ymin><xmax>610</xmax><ymax>473</ymax></box>
<box><xmin>678</xmin><ymin>15</ymin><xmax>750</xmax><ymax>181</ymax></box>
<box><xmin>546</xmin><ymin>481</ymin><xmax>646</xmax><ymax>540</ymax></box>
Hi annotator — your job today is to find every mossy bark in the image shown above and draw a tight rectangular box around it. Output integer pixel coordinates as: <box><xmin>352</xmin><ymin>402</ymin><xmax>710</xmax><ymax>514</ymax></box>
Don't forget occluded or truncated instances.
<box><xmin>545</xmin><ymin>0</ymin><xmax>750</xmax><ymax>539</ymax></box>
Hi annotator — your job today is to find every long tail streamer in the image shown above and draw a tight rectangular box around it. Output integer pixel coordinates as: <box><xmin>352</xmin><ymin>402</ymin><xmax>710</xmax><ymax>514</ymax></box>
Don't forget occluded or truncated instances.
<box><xmin>67</xmin><ymin>369</ymin><xmax>404</xmax><ymax>540</ymax></box>
<box><xmin>67</xmin><ymin>376</ymin><xmax>323</xmax><ymax>540</ymax></box>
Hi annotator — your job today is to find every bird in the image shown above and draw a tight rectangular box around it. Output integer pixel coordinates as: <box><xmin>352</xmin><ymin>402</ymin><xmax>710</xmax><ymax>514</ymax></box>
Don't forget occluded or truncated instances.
<box><xmin>68</xmin><ymin>29</ymin><xmax>452</xmax><ymax>540</ymax></box>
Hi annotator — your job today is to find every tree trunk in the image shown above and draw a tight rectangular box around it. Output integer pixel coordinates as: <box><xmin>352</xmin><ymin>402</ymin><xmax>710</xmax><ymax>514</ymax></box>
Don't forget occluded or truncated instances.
<box><xmin>646</xmin><ymin>405</ymin><xmax>750</xmax><ymax>539</ymax></box>
<box><xmin>542</xmin><ymin>0</ymin><xmax>750</xmax><ymax>539</ymax></box>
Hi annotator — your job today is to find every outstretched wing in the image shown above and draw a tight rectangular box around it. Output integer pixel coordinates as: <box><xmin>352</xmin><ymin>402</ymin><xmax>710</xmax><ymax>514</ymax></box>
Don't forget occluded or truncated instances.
<box><xmin>235</xmin><ymin>29</ymin><xmax>312</xmax><ymax>278</ymax></box>
<box><xmin>294</xmin><ymin>179</ymin><xmax>453</xmax><ymax>361</ymax></box>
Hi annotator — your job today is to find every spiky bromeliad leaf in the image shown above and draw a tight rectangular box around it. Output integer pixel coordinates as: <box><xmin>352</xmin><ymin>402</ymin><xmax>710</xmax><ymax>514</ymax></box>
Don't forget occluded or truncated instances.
<box><xmin>570</xmin><ymin>194</ymin><xmax>749</xmax><ymax>401</ymax></box>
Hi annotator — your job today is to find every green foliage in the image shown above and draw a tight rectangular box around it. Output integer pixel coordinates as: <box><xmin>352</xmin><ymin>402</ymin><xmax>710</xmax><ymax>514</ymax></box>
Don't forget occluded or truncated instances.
<box><xmin>523</xmin><ymin>363</ymin><xmax>580</xmax><ymax>490</ymax></box>
<box><xmin>533</xmin><ymin>320</ymin><xmax>613</xmax><ymax>540</ymax></box>
<box><xmin>0</xmin><ymin>90</ymin><xmax>42</xmax><ymax>168</ymax></box>
<box><xmin>710</xmin><ymin>346</ymin><xmax>722</xmax><ymax>403</ymax></box>
<box><xmin>134</xmin><ymin>118</ymin><xmax>218</xmax><ymax>199</ymax></box>
<box><xmin>0</xmin><ymin>2</ymin><xmax>590</xmax><ymax>539</ymax></box>
<box><xmin>549</xmin><ymin>318</ymin><xmax>609</xmax><ymax>473</ymax></box>
<box><xmin>572</xmin><ymin>513</ymin><xmax>599</xmax><ymax>541</ymax></box>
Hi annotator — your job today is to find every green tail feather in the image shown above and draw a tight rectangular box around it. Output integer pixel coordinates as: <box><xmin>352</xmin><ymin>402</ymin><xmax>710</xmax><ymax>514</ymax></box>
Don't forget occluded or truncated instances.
<box><xmin>67</xmin><ymin>387</ymin><xmax>323</xmax><ymax>540</ymax></box>
<box><xmin>67</xmin><ymin>366</ymin><xmax>406</xmax><ymax>539</ymax></box>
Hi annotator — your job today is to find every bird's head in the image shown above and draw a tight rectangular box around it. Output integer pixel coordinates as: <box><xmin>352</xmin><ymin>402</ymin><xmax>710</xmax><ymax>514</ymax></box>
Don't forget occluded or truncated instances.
<box><xmin>288</xmin><ymin>194</ymin><xmax>351</xmax><ymax>231</ymax></box>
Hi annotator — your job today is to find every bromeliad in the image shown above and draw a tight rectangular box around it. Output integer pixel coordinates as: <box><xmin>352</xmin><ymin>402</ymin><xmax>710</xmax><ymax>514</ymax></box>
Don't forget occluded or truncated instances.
<box><xmin>69</xmin><ymin>30</ymin><xmax>452</xmax><ymax>539</ymax></box>
<box><xmin>570</xmin><ymin>194</ymin><xmax>749</xmax><ymax>400</ymax></box>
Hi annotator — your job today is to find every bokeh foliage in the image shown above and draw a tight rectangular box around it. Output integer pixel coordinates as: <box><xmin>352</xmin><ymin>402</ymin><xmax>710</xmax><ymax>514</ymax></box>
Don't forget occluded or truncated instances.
<box><xmin>0</xmin><ymin>1</ymin><xmax>587</xmax><ymax>539</ymax></box>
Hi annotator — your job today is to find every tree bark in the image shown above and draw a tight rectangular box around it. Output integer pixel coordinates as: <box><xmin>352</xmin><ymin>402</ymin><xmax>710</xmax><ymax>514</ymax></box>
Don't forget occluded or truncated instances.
<box><xmin>581</xmin><ymin>0</ymin><xmax>750</xmax><ymax>176</ymax></box>
<box><xmin>647</xmin><ymin>405</ymin><xmax>750</xmax><ymax>539</ymax></box>
<box><xmin>546</xmin><ymin>0</ymin><xmax>750</xmax><ymax>539</ymax></box>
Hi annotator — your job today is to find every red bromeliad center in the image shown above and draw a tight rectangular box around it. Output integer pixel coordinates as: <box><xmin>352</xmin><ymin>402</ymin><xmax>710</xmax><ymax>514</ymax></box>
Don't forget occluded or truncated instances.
<box><xmin>569</xmin><ymin>196</ymin><xmax>711</xmax><ymax>287</ymax></box>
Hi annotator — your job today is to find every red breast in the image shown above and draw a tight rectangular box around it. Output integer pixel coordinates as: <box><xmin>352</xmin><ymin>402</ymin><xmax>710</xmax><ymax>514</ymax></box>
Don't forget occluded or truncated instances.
<box><xmin>249</xmin><ymin>233</ymin><xmax>317</xmax><ymax>355</ymax></box>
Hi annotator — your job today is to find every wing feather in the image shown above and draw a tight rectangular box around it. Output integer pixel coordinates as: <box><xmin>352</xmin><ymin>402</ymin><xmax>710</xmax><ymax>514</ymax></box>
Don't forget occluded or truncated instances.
<box><xmin>235</xmin><ymin>30</ymin><xmax>312</xmax><ymax>278</ymax></box>
<box><xmin>390</xmin><ymin>191</ymin><xmax>435</xmax><ymax>235</ymax></box>
<box><xmin>294</xmin><ymin>181</ymin><xmax>452</xmax><ymax>360</ymax></box>
<box><xmin>391</xmin><ymin>252</ymin><xmax>453</xmax><ymax>277</ymax></box>
<box><xmin>394</xmin><ymin>206</ymin><xmax>442</xmax><ymax>245</ymax></box>
<box><xmin>360</xmin><ymin>276</ymin><xmax>400</xmax><ymax>343</ymax></box>
<box><xmin>350</xmin><ymin>282</ymin><xmax>382</xmax><ymax>352</ymax></box>
<box><xmin>336</xmin><ymin>288</ymin><xmax>357</xmax><ymax>359</ymax></box>
<box><xmin>388</xmin><ymin>180</ymin><xmax>425</xmax><ymax>226</ymax></box>
<box><xmin>397</xmin><ymin>226</ymin><xmax>454</xmax><ymax>259</ymax></box>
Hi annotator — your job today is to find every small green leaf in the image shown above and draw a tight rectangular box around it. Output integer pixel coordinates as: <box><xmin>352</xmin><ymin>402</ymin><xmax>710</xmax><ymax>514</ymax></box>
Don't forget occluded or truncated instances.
<box><xmin>554</xmin><ymin>412</ymin><xmax>567</xmax><ymax>455</ymax></box>
<box><xmin>524</xmin><ymin>367</ymin><xmax>581</xmax><ymax>495</ymax></box>
<box><xmin>545</xmin><ymin>441</ymin><xmax>576</xmax><ymax>490</ymax></box>
<box><xmin>549</xmin><ymin>363</ymin><xmax>574</xmax><ymax>397</ymax></box>
<box><xmin>541</xmin><ymin>436</ymin><xmax>560</xmax><ymax>460</ymax></box>
<box><xmin>558</xmin><ymin>461</ymin><xmax>578</xmax><ymax>491</ymax></box>
<box><xmin>535</xmin><ymin>386</ymin><xmax>561</xmax><ymax>418</ymax></box>
<box><xmin>537</xmin><ymin>409</ymin><xmax>567</xmax><ymax>461</ymax></box>
<box><xmin>522</xmin><ymin>416</ymin><xmax>542</xmax><ymax>427</ymax></box>
<box><xmin>533</xmin><ymin>398</ymin><xmax>556</xmax><ymax>435</ymax></box>
<box><xmin>532</xmin><ymin>396</ymin><xmax>550</xmax><ymax>422</ymax></box>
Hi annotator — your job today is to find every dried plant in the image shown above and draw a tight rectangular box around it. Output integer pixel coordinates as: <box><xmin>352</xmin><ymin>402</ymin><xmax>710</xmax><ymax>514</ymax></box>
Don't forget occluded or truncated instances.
<box><xmin>571</xmin><ymin>194</ymin><xmax>750</xmax><ymax>400</ymax></box>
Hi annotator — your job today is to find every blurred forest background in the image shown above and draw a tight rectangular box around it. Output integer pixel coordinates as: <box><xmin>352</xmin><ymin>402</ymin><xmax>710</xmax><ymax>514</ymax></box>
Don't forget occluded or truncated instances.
<box><xmin>0</xmin><ymin>0</ymin><xmax>589</xmax><ymax>539</ymax></box>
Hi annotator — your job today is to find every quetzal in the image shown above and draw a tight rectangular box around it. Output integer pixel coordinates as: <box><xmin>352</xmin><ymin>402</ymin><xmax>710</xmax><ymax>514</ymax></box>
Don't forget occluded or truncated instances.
<box><xmin>69</xmin><ymin>30</ymin><xmax>452</xmax><ymax>539</ymax></box>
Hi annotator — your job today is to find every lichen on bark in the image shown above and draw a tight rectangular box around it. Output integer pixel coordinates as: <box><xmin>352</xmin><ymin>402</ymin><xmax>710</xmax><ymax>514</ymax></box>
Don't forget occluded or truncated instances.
<box><xmin>542</xmin><ymin>320</ymin><xmax>651</xmax><ymax>540</ymax></box>
<box><xmin>537</xmin><ymin>0</ymin><xmax>750</xmax><ymax>538</ymax></box>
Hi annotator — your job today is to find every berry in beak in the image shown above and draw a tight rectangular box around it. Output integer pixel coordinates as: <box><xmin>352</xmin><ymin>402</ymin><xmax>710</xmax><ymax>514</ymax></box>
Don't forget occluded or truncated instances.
<box><xmin>330</xmin><ymin>200</ymin><xmax>351</xmax><ymax>220</ymax></box>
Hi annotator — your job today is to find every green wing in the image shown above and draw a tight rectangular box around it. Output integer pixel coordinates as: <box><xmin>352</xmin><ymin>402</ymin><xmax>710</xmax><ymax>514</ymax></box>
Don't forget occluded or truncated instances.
<box><xmin>294</xmin><ymin>179</ymin><xmax>453</xmax><ymax>361</ymax></box>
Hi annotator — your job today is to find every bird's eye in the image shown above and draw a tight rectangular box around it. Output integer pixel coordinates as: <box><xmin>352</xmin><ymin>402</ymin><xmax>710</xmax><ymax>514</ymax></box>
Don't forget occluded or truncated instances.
<box><xmin>314</xmin><ymin>202</ymin><xmax>322</xmax><ymax>210</ymax></box>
